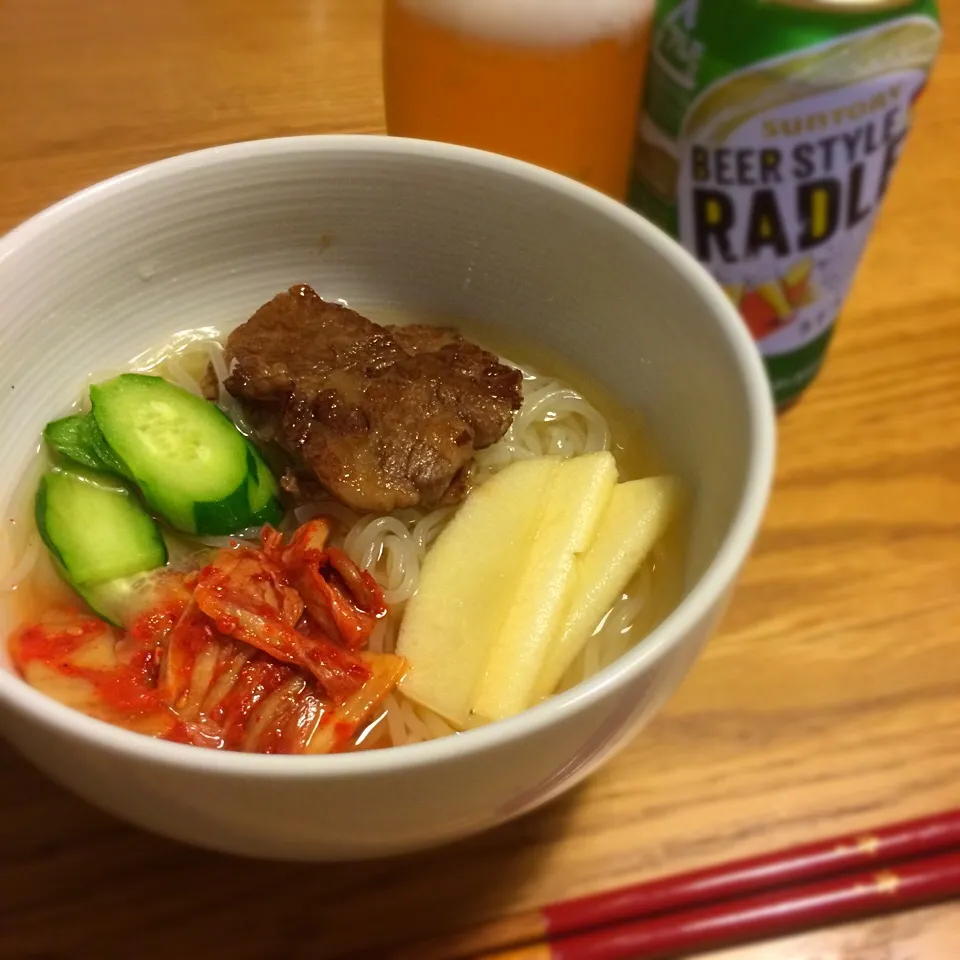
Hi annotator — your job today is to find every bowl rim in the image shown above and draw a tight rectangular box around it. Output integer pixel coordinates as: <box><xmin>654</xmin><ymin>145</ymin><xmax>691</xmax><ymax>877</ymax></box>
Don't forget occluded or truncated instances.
<box><xmin>0</xmin><ymin>134</ymin><xmax>776</xmax><ymax>777</ymax></box>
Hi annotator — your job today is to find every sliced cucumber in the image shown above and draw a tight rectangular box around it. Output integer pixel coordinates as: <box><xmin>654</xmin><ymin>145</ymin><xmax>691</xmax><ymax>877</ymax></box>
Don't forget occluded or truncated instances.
<box><xmin>36</xmin><ymin>467</ymin><xmax>168</xmax><ymax>622</ymax></box>
<box><xmin>81</xmin><ymin>570</ymin><xmax>177</xmax><ymax>628</ymax></box>
<box><xmin>189</xmin><ymin>451</ymin><xmax>279</xmax><ymax>532</ymax></box>
<box><xmin>248</xmin><ymin>448</ymin><xmax>280</xmax><ymax>518</ymax></box>
<box><xmin>44</xmin><ymin>412</ymin><xmax>131</xmax><ymax>478</ymax></box>
<box><xmin>89</xmin><ymin>374</ymin><xmax>281</xmax><ymax>535</ymax></box>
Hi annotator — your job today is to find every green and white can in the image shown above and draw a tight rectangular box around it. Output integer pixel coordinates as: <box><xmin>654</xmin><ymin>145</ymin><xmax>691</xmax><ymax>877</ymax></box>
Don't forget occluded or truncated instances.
<box><xmin>630</xmin><ymin>0</ymin><xmax>941</xmax><ymax>408</ymax></box>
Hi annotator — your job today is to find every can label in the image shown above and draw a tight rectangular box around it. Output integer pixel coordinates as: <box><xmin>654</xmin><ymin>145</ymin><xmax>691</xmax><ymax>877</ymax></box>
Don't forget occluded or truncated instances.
<box><xmin>631</xmin><ymin>2</ymin><xmax>941</xmax><ymax>406</ymax></box>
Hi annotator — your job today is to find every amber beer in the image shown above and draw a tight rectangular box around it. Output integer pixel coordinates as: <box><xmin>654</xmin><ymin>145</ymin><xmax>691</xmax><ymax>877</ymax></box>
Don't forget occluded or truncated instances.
<box><xmin>383</xmin><ymin>0</ymin><xmax>655</xmax><ymax>199</ymax></box>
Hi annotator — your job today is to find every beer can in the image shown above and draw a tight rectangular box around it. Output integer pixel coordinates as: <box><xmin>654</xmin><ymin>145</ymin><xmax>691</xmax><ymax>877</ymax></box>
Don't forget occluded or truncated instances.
<box><xmin>630</xmin><ymin>0</ymin><xmax>942</xmax><ymax>409</ymax></box>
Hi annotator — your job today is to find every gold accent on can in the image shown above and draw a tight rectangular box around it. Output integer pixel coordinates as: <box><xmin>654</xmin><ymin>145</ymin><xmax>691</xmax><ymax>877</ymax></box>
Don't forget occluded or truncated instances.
<box><xmin>874</xmin><ymin>870</ymin><xmax>901</xmax><ymax>894</ymax></box>
<box><xmin>769</xmin><ymin>0</ymin><xmax>919</xmax><ymax>11</ymax></box>
<box><xmin>856</xmin><ymin>834</ymin><xmax>881</xmax><ymax>856</ymax></box>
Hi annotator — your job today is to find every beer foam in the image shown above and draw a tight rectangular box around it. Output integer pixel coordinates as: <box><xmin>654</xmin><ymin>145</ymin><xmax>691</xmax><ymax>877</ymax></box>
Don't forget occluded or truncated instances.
<box><xmin>401</xmin><ymin>0</ymin><xmax>655</xmax><ymax>46</ymax></box>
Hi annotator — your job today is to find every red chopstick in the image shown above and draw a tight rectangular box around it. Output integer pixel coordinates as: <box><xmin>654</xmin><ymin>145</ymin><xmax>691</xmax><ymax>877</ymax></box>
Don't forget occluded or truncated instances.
<box><xmin>538</xmin><ymin>808</ymin><xmax>960</xmax><ymax>938</ymax></box>
<box><xmin>480</xmin><ymin>849</ymin><xmax>960</xmax><ymax>960</ymax></box>
<box><xmin>376</xmin><ymin>810</ymin><xmax>960</xmax><ymax>960</ymax></box>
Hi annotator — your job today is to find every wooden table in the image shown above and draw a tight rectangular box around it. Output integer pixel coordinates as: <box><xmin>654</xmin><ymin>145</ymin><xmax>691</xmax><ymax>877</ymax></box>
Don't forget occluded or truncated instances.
<box><xmin>1</xmin><ymin>2</ymin><xmax>959</xmax><ymax>957</ymax></box>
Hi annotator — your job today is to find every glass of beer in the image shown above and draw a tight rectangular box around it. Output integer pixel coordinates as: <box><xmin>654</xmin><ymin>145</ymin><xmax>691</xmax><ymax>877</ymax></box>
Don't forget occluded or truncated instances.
<box><xmin>382</xmin><ymin>0</ymin><xmax>655</xmax><ymax>200</ymax></box>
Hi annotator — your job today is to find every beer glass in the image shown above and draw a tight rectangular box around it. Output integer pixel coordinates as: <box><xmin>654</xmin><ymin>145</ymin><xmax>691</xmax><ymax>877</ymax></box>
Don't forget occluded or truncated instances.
<box><xmin>383</xmin><ymin>0</ymin><xmax>655</xmax><ymax>200</ymax></box>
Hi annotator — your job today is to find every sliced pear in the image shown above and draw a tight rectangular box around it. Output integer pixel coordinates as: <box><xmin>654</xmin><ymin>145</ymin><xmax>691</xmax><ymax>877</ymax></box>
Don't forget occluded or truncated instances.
<box><xmin>470</xmin><ymin>452</ymin><xmax>617</xmax><ymax>722</ymax></box>
<box><xmin>396</xmin><ymin>458</ymin><xmax>558</xmax><ymax>728</ymax></box>
<box><xmin>533</xmin><ymin>476</ymin><xmax>680</xmax><ymax>700</ymax></box>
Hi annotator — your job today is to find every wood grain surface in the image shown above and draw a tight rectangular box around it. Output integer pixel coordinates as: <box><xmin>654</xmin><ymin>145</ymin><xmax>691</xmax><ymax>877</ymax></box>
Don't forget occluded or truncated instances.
<box><xmin>1</xmin><ymin>1</ymin><xmax>959</xmax><ymax>958</ymax></box>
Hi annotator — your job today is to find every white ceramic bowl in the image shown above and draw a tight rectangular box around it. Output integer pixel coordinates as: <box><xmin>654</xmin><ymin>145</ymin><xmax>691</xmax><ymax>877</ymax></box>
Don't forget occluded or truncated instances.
<box><xmin>0</xmin><ymin>136</ymin><xmax>775</xmax><ymax>860</ymax></box>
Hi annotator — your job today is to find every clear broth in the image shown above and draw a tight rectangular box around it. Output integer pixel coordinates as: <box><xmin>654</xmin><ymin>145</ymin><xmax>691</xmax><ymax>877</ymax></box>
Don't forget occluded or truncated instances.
<box><xmin>1</xmin><ymin>309</ymin><xmax>687</xmax><ymax>748</ymax></box>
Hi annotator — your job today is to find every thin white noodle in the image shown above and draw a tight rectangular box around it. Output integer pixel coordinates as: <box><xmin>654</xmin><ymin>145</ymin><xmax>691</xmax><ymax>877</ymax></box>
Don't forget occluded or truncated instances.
<box><xmin>341</xmin><ymin>516</ymin><xmax>423</xmax><ymax>604</ymax></box>
<box><xmin>574</xmin><ymin>562</ymin><xmax>655</xmax><ymax>681</ymax></box>
<box><xmin>206</xmin><ymin>340</ymin><xmax>230</xmax><ymax>389</ymax></box>
<box><xmin>191</xmin><ymin>527</ymin><xmax>261</xmax><ymax>551</ymax></box>
<box><xmin>144</xmin><ymin>335</ymin><xmax>253</xmax><ymax>435</ymax></box>
<box><xmin>413</xmin><ymin>506</ymin><xmax>455</xmax><ymax>554</ymax></box>
<box><xmin>383</xmin><ymin>693</ymin><xmax>408</xmax><ymax>746</ymax></box>
<box><xmin>354</xmin><ymin>710</ymin><xmax>388</xmax><ymax>747</ymax></box>
<box><xmin>399</xmin><ymin>697</ymin><xmax>432</xmax><ymax>740</ymax></box>
<box><xmin>367</xmin><ymin>618</ymin><xmax>390</xmax><ymax>655</ymax></box>
<box><xmin>385</xmin><ymin>538</ymin><xmax>404</xmax><ymax>585</ymax></box>
<box><xmin>129</xmin><ymin>326</ymin><xmax>222</xmax><ymax>370</ymax></box>
<box><xmin>198</xmin><ymin>340</ymin><xmax>253</xmax><ymax>434</ymax></box>
<box><xmin>348</xmin><ymin>516</ymin><xmax>412</xmax><ymax>556</ymax></box>
<box><xmin>506</xmin><ymin>384</ymin><xmax>610</xmax><ymax>455</ymax></box>
<box><xmin>161</xmin><ymin>356</ymin><xmax>203</xmax><ymax>397</ymax></box>
<box><xmin>417</xmin><ymin>705</ymin><xmax>456</xmax><ymax>740</ymax></box>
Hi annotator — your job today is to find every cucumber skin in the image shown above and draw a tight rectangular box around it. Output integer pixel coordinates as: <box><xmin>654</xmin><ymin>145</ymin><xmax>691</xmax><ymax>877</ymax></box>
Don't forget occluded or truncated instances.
<box><xmin>88</xmin><ymin>374</ymin><xmax>284</xmax><ymax>536</ymax></box>
<box><xmin>34</xmin><ymin>483</ymin><xmax>120</xmax><ymax>624</ymax></box>
<box><xmin>43</xmin><ymin>413</ymin><xmax>131</xmax><ymax>478</ymax></box>
<box><xmin>192</xmin><ymin>450</ymin><xmax>283</xmax><ymax>534</ymax></box>
<box><xmin>35</xmin><ymin>468</ymin><xmax>168</xmax><ymax>624</ymax></box>
<box><xmin>34</xmin><ymin>478</ymin><xmax>64</xmax><ymax>571</ymax></box>
<box><xmin>248</xmin><ymin>448</ymin><xmax>280</xmax><ymax>516</ymax></box>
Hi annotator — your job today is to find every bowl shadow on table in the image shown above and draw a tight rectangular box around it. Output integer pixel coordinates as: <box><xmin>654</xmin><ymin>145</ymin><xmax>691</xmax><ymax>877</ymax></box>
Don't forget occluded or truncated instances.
<box><xmin>0</xmin><ymin>738</ymin><xmax>583</xmax><ymax>960</ymax></box>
